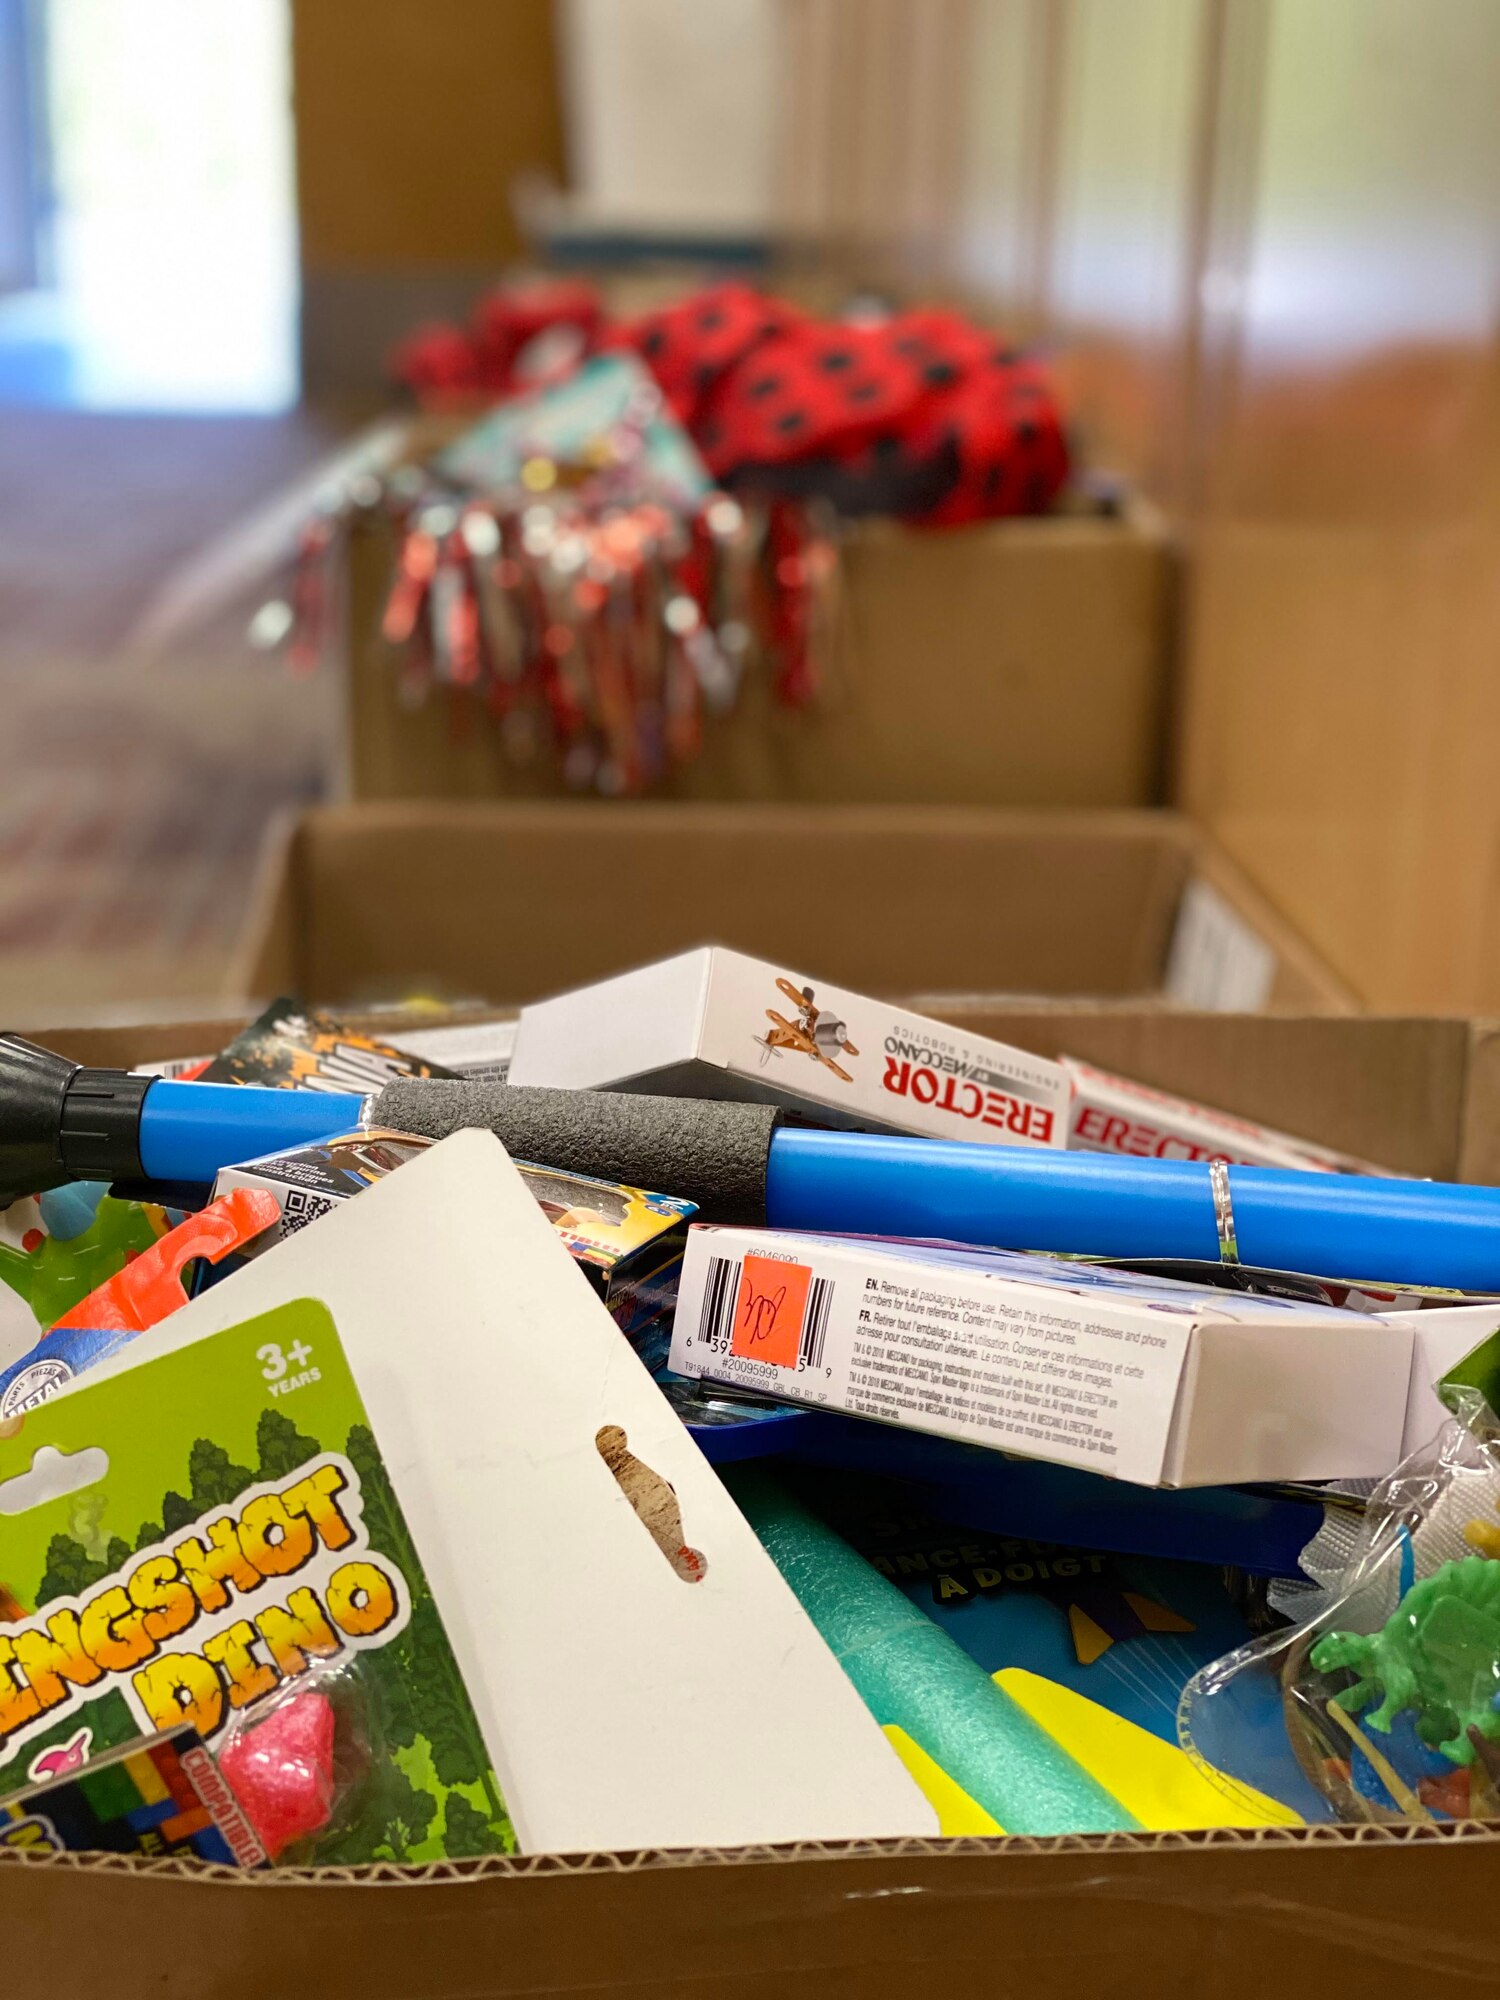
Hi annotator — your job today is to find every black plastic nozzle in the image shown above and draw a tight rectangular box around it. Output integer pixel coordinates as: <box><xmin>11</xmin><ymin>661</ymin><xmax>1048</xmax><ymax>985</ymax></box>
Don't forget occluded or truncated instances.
<box><xmin>0</xmin><ymin>1034</ymin><xmax>152</xmax><ymax>1205</ymax></box>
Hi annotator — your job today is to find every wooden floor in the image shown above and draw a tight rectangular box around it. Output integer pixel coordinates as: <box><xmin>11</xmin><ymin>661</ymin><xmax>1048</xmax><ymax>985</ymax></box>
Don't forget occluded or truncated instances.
<box><xmin>0</xmin><ymin>407</ymin><xmax>346</xmax><ymax>1024</ymax></box>
<box><xmin>0</xmin><ymin>407</ymin><xmax>344</xmax><ymax>656</ymax></box>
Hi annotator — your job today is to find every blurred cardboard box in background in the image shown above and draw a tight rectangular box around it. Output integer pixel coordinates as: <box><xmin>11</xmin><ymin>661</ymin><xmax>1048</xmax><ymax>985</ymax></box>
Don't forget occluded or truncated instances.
<box><xmin>222</xmin><ymin>803</ymin><xmax>1351</xmax><ymax>1016</ymax></box>
<box><xmin>341</xmin><ymin>486</ymin><xmax>1174</xmax><ymax>812</ymax></box>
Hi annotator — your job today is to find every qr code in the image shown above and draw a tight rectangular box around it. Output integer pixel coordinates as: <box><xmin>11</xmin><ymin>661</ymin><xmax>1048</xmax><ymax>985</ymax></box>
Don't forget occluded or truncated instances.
<box><xmin>280</xmin><ymin>1187</ymin><xmax>338</xmax><ymax>1237</ymax></box>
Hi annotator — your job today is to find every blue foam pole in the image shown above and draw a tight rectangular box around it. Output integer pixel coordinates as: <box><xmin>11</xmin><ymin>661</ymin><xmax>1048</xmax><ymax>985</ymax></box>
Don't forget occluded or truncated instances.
<box><xmin>764</xmin><ymin>1127</ymin><xmax>1500</xmax><ymax>1291</ymax></box>
<box><xmin>138</xmin><ymin>1082</ymin><xmax>362</xmax><ymax>1184</ymax></box>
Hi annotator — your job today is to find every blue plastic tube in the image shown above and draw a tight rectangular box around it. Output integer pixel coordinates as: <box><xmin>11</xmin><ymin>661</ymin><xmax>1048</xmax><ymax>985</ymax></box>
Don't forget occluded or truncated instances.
<box><xmin>764</xmin><ymin>1127</ymin><xmax>1500</xmax><ymax>1291</ymax></box>
<box><xmin>137</xmin><ymin>1082</ymin><xmax>362</xmax><ymax>1184</ymax></box>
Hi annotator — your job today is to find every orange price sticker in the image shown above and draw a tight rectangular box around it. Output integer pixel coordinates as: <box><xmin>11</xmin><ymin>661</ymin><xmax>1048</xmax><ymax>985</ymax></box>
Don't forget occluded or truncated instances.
<box><xmin>731</xmin><ymin>1254</ymin><xmax>812</xmax><ymax>1369</ymax></box>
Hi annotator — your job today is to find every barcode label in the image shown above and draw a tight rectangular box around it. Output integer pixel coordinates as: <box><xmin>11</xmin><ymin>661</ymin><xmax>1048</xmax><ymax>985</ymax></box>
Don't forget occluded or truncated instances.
<box><xmin>798</xmin><ymin>1275</ymin><xmax>833</xmax><ymax>1370</ymax></box>
<box><xmin>698</xmin><ymin>1254</ymin><xmax>740</xmax><ymax>1353</ymax></box>
<box><xmin>695</xmin><ymin>1253</ymin><xmax>833</xmax><ymax>1372</ymax></box>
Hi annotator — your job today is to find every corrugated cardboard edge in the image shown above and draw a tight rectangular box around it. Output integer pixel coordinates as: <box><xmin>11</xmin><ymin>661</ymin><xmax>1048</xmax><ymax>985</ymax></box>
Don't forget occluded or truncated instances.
<box><xmin>7</xmin><ymin>1819</ymin><xmax>1496</xmax><ymax>2000</ymax></box>
<box><xmin>2</xmin><ymin>1817</ymin><xmax>1496</xmax><ymax>1887</ymax></box>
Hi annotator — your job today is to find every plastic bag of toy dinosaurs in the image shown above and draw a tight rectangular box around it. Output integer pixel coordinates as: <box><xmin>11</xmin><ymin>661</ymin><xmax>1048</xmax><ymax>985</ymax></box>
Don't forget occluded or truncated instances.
<box><xmin>1179</xmin><ymin>1391</ymin><xmax>1500</xmax><ymax>1826</ymax></box>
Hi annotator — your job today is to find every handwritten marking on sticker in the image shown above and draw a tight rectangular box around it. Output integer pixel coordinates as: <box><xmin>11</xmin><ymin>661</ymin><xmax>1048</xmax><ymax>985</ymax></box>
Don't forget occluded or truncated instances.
<box><xmin>732</xmin><ymin>1255</ymin><xmax>811</xmax><ymax>1369</ymax></box>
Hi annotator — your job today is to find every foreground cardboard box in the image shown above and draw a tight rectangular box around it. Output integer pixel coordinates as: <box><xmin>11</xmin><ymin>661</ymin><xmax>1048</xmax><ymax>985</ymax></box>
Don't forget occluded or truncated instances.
<box><xmin>4</xmin><ymin>1823</ymin><xmax>1500</xmax><ymax>2000</ymax></box>
<box><xmin>11</xmin><ymin>1005</ymin><xmax>1500</xmax><ymax>1996</ymax></box>
<box><xmin>223</xmin><ymin>804</ymin><xmax>1353</xmax><ymax>1013</ymax></box>
<box><xmin>343</xmin><ymin>492</ymin><xmax>1174</xmax><ymax>811</ymax></box>
<box><xmin>37</xmin><ymin>1007</ymin><xmax>1492</xmax><ymax>1184</ymax></box>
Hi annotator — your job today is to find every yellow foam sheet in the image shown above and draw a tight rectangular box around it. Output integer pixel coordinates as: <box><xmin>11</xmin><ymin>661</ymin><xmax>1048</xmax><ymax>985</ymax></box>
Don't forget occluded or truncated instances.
<box><xmin>882</xmin><ymin>1727</ymin><xmax>1003</xmax><ymax>1836</ymax></box>
<box><xmin>994</xmin><ymin>1668</ymin><xmax>1302</xmax><ymax>1831</ymax></box>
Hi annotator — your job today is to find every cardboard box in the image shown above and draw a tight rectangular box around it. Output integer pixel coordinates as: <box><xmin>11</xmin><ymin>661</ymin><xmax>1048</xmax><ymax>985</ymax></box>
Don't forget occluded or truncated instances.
<box><xmin>509</xmin><ymin>945</ymin><xmax>1070</xmax><ymax>1146</ymax></box>
<box><xmin>8</xmin><ymin>1005</ymin><xmax>1500</xmax><ymax>1992</ymax></box>
<box><xmin>5</xmin><ymin>1823</ymin><xmax>1500</xmax><ymax>1999</ymax></box>
<box><xmin>1060</xmin><ymin>1055</ymin><xmax>1393</xmax><ymax>1172</ymax></box>
<box><xmin>224</xmin><ymin>803</ymin><xmax>1354</xmax><ymax>1013</ymax></box>
<box><xmin>28</xmin><ymin>1009</ymin><xmax>1487</xmax><ymax>1185</ymax></box>
<box><xmin>343</xmin><ymin>492</ymin><xmax>1174</xmax><ymax>811</ymax></box>
<box><xmin>670</xmin><ymin>1229</ymin><xmax>1411</xmax><ymax>1487</ymax></box>
<box><xmin>929</xmin><ymin>1007</ymin><xmax>1487</xmax><ymax>1186</ymax></box>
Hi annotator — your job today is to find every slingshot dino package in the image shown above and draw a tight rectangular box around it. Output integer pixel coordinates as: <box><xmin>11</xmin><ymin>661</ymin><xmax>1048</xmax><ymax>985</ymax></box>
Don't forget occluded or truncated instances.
<box><xmin>509</xmin><ymin>945</ymin><xmax>1069</xmax><ymax>1146</ymax></box>
<box><xmin>1179</xmin><ymin>1394</ymin><xmax>1500</xmax><ymax>1825</ymax></box>
<box><xmin>0</xmin><ymin>1305</ymin><xmax>512</xmax><ymax>1864</ymax></box>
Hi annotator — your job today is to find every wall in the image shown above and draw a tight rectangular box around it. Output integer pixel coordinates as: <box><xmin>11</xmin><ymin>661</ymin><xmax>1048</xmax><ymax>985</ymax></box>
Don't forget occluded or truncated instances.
<box><xmin>1179</xmin><ymin>0</ymin><xmax>1500</xmax><ymax>1010</ymax></box>
<box><xmin>291</xmin><ymin>0</ymin><xmax>566</xmax><ymax>395</ymax></box>
<box><xmin>557</xmin><ymin>0</ymin><xmax>776</xmax><ymax>231</ymax></box>
<box><xmin>775</xmin><ymin>0</ymin><xmax>971</xmax><ymax>280</ymax></box>
<box><xmin>793</xmin><ymin>0</ymin><xmax>1500</xmax><ymax>1009</ymax></box>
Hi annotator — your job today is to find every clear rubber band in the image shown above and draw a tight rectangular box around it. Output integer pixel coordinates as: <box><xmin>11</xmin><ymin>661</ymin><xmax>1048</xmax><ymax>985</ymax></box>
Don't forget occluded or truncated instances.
<box><xmin>1209</xmin><ymin>1158</ymin><xmax>1240</xmax><ymax>1264</ymax></box>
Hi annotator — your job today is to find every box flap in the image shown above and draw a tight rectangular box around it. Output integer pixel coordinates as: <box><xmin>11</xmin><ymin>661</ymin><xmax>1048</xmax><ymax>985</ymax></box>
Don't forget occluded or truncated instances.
<box><xmin>224</xmin><ymin>804</ymin><xmax>1295</xmax><ymax>1011</ymax></box>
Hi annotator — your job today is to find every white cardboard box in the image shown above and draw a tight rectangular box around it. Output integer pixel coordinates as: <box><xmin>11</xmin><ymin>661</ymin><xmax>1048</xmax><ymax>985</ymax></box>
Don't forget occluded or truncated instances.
<box><xmin>386</xmin><ymin>1016</ymin><xmax>518</xmax><ymax>1082</ymax></box>
<box><xmin>509</xmin><ymin>946</ymin><xmax>1070</xmax><ymax>1147</ymax></box>
<box><xmin>669</xmin><ymin>1227</ymin><xmax>1413</xmax><ymax>1488</ymax></box>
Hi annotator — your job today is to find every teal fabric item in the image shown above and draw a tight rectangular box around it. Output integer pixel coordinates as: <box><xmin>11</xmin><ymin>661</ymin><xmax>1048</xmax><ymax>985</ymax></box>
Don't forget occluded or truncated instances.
<box><xmin>727</xmin><ymin>1466</ymin><xmax>1138</xmax><ymax>1836</ymax></box>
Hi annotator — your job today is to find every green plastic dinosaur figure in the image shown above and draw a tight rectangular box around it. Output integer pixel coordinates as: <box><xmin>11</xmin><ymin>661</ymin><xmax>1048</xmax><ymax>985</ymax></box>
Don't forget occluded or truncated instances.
<box><xmin>0</xmin><ymin>1185</ymin><xmax>163</xmax><ymax>1331</ymax></box>
<box><xmin>1311</xmin><ymin>1556</ymin><xmax>1500</xmax><ymax>1766</ymax></box>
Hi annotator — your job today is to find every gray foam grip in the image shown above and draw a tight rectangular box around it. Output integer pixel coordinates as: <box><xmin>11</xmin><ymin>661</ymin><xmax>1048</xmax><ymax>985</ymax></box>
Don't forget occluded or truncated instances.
<box><xmin>373</xmin><ymin>1080</ymin><xmax>781</xmax><ymax>1223</ymax></box>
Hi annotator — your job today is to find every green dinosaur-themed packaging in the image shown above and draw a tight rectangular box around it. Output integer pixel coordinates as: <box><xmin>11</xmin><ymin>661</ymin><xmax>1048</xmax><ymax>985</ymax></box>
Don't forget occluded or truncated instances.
<box><xmin>0</xmin><ymin>1302</ymin><xmax>512</xmax><ymax>1863</ymax></box>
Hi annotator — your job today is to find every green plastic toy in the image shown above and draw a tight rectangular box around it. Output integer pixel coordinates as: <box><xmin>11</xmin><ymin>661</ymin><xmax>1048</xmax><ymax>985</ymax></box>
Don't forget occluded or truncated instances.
<box><xmin>0</xmin><ymin>1184</ymin><xmax>165</xmax><ymax>1331</ymax></box>
<box><xmin>1311</xmin><ymin>1555</ymin><xmax>1500</xmax><ymax>1766</ymax></box>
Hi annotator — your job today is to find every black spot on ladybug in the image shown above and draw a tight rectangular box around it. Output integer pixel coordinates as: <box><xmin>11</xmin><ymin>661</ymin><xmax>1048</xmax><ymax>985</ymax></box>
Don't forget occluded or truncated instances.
<box><xmin>748</xmin><ymin>376</ymin><xmax>781</xmax><ymax>400</ymax></box>
<box><xmin>699</xmin><ymin>305</ymin><xmax>727</xmax><ymax>332</ymax></box>
<box><xmin>700</xmin><ymin>419</ymin><xmax>724</xmax><ymax>451</ymax></box>
<box><xmin>896</xmin><ymin>334</ymin><xmax>929</xmax><ymax>359</ymax></box>
<box><xmin>776</xmin><ymin>408</ymin><xmax>807</xmax><ymax>435</ymax></box>
<box><xmin>1017</xmin><ymin>418</ymin><xmax>1038</xmax><ymax>444</ymax></box>
<box><xmin>695</xmin><ymin>361</ymin><xmax>719</xmax><ymax>395</ymax></box>
<box><xmin>992</xmin><ymin>343</ymin><xmax>1021</xmax><ymax>366</ymax></box>
<box><xmin>982</xmin><ymin>461</ymin><xmax>1007</xmax><ymax>500</ymax></box>
<box><xmin>820</xmin><ymin>349</ymin><xmax>855</xmax><ymax>372</ymax></box>
<box><xmin>923</xmin><ymin>361</ymin><xmax>959</xmax><ymax>388</ymax></box>
<box><xmin>847</xmin><ymin>380</ymin><xmax>882</xmax><ymax>404</ymax></box>
<box><xmin>640</xmin><ymin>327</ymin><xmax>668</xmax><ymax>360</ymax></box>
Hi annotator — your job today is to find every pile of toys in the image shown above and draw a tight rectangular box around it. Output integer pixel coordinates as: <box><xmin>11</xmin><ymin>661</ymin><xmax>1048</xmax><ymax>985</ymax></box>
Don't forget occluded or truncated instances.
<box><xmin>271</xmin><ymin>281</ymin><xmax>1071</xmax><ymax>796</ymax></box>
<box><xmin>4</xmin><ymin>952</ymin><xmax>1500</xmax><ymax>1863</ymax></box>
